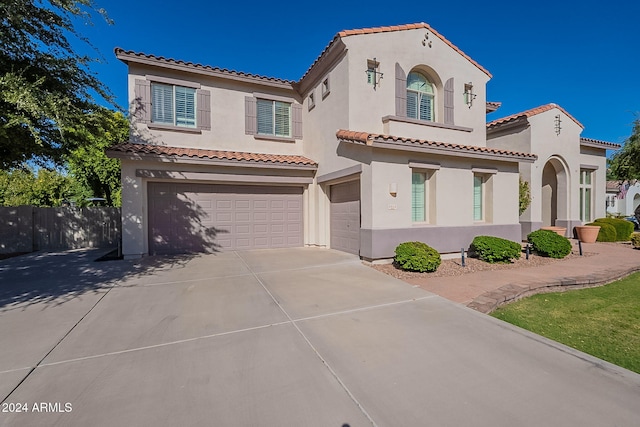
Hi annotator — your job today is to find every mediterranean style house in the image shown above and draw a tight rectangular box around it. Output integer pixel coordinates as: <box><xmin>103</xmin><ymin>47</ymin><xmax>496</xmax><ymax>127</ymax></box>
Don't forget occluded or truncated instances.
<box><xmin>108</xmin><ymin>23</ymin><xmax>615</xmax><ymax>260</ymax></box>
<box><xmin>606</xmin><ymin>181</ymin><xmax>640</xmax><ymax>217</ymax></box>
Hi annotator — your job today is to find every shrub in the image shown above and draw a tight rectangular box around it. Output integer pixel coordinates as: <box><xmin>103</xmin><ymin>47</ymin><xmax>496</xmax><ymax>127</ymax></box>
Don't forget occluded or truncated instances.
<box><xmin>470</xmin><ymin>235</ymin><xmax>521</xmax><ymax>263</ymax></box>
<box><xmin>586</xmin><ymin>222</ymin><xmax>616</xmax><ymax>242</ymax></box>
<box><xmin>632</xmin><ymin>233</ymin><xmax>640</xmax><ymax>248</ymax></box>
<box><xmin>527</xmin><ymin>229</ymin><xmax>572</xmax><ymax>259</ymax></box>
<box><xmin>394</xmin><ymin>241</ymin><xmax>441</xmax><ymax>273</ymax></box>
<box><xmin>593</xmin><ymin>217</ymin><xmax>634</xmax><ymax>241</ymax></box>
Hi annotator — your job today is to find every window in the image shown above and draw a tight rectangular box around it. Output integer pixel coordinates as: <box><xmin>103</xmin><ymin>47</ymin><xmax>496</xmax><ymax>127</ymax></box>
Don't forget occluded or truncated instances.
<box><xmin>473</xmin><ymin>174</ymin><xmax>484</xmax><ymax>221</ymax></box>
<box><xmin>322</xmin><ymin>77</ymin><xmax>330</xmax><ymax>98</ymax></box>
<box><xmin>580</xmin><ymin>169</ymin><xmax>593</xmax><ymax>222</ymax></box>
<box><xmin>308</xmin><ymin>91</ymin><xmax>315</xmax><ymax>111</ymax></box>
<box><xmin>257</xmin><ymin>99</ymin><xmax>291</xmax><ymax>137</ymax></box>
<box><xmin>412</xmin><ymin>172</ymin><xmax>427</xmax><ymax>222</ymax></box>
<box><xmin>151</xmin><ymin>83</ymin><xmax>196</xmax><ymax>128</ymax></box>
<box><xmin>407</xmin><ymin>72</ymin><xmax>434</xmax><ymax>121</ymax></box>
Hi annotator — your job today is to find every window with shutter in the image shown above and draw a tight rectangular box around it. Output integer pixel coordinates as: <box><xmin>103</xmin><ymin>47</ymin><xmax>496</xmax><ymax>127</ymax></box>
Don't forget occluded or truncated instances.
<box><xmin>407</xmin><ymin>72</ymin><xmax>434</xmax><ymax>121</ymax></box>
<box><xmin>151</xmin><ymin>83</ymin><xmax>196</xmax><ymax>128</ymax></box>
<box><xmin>256</xmin><ymin>99</ymin><xmax>292</xmax><ymax>138</ymax></box>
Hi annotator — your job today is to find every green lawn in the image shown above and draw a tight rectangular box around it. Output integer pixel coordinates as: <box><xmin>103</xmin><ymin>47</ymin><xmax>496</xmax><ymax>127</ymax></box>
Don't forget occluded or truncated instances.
<box><xmin>491</xmin><ymin>272</ymin><xmax>640</xmax><ymax>374</ymax></box>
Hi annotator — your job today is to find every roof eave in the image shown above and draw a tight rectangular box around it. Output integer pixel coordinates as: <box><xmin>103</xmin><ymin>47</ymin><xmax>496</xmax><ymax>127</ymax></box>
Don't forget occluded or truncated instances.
<box><xmin>106</xmin><ymin>150</ymin><xmax>318</xmax><ymax>171</ymax></box>
<box><xmin>115</xmin><ymin>48</ymin><xmax>295</xmax><ymax>90</ymax></box>
<box><xmin>337</xmin><ymin>137</ymin><xmax>537</xmax><ymax>163</ymax></box>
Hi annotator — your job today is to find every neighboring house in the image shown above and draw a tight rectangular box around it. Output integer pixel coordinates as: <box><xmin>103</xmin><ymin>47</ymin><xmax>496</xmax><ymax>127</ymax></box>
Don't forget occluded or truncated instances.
<box><xmin>486</xmin><ymin>104</ymin><xmax>619</xmax><ymax>239</ymax></box>
<box><xmin>606</xmin><ymin>181</ymin><xmax>640</xmax><ymax>216</ymax></box>
<box><xmin>109</xmin><ymin>23</ymin><xmax>608</xmax><ymax>260</ymax></box>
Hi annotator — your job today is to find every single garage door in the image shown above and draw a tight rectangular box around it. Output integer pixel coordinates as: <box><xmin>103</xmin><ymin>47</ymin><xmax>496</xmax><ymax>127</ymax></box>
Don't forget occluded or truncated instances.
<box><xmin>148</xmin><ymin>182</ymin><xmax>303</xmax><ymax>254</ymax></box>
<box><xmin>330</xmin><ymin>180</ymin><xmax>360</xmax><ymax>255</ymax></box>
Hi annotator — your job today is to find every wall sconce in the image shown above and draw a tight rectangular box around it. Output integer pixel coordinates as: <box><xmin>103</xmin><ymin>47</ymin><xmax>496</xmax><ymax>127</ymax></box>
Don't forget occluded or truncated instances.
<box><xmin>464</xmin><ymin>83</ymin><xmax>476</xmax><ymax>108</ymax></box>
<box><xmin>389</xmin><ymin>183</ymin><xmax>397</xmax><ymax>197</ymax></box>
<box><xmin>366</xmin><ymin>58</ymin><xmax>382</xmax><ymax>90</ymax></box>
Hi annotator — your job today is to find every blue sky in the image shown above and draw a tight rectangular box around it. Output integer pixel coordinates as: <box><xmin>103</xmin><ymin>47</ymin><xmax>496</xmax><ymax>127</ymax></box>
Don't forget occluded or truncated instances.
<box><xmin>78</xmin><ymin>0</ymin><xmax>638</xmax><ymax>146</ymax></box>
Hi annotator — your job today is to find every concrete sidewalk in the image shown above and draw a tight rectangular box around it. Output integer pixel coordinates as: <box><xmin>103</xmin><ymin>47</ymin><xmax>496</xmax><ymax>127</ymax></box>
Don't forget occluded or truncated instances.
<box><xmin>408</xmin><ymin>242</ymin><xmax>640</xmax><ymax>313</ymax></box>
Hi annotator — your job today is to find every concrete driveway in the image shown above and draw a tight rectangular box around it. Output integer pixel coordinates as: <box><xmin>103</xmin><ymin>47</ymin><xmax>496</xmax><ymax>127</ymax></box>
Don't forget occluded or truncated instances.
<box><xmin>1</xmin><ymin>248</ymin><xmax>639</xmax><ymax>426</ymax></box>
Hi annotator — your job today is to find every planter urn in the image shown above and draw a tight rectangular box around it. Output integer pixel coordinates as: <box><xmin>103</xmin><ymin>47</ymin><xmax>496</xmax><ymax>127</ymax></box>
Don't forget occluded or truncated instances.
<box><xmin>575</xmin><ymin>225</ymin><xmax>600</xmax><ymax>243</ymax></box>
<box><xmin>541</xmin><ymin>226</ymin><xmax>567</xmax><ymax>237</ymax></box>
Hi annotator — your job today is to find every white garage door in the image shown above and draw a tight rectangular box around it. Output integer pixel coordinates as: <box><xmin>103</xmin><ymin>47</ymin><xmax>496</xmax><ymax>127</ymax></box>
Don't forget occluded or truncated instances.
<box><xmin>148</xmin><ymin>182</ymin><xmax>303</xmax><ymax>254</ymax></box>
<box><xmin>330</xmin><ymin>180</ymin><xmax>360</xmax><ymax>255</ymax></box>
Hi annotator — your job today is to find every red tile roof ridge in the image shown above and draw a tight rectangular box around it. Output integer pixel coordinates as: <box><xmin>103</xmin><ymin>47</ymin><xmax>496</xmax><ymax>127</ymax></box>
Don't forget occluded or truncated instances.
<box><xmin>487</xmin><ymin>103</ymin><xmax>584</xmax><ymax>129</ymax></box>
<box><xmin>108</xmin><ymin>142</ymin><xmax>317</xmax><ymax>166</ymax></box>
<box><xmin>336</xmin><ymin>129</ymin><xmax>537</xmax><ymax>159</ymax></box>
<box><xmin>580</xmin><ymin>137</ymin><xmax>621</xmax><ymax>149</ymax></box>
<box><xmin>114</xmin><ymin>48</ymin><xmax>295</xmax><ymax>85</ymax></box>
<box><xmin>299</xmin><ymin>22</ymin><xmax>491</xmax><ymax>84</ymax></box>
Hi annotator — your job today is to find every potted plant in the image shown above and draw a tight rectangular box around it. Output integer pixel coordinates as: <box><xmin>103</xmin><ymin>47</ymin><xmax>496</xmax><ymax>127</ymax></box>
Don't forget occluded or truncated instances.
<box><xmin>574</xmin><ymin>225</ymin><xmax>601</xmax><ymax>243</ymax></box>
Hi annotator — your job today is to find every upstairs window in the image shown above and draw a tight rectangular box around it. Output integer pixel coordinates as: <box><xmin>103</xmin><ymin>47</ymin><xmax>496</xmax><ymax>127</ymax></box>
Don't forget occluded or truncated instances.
<box><xmin>257</xmin><ymin>99</ymin><xmax>291</xmax><ymax>138</ymax></box>
<box><xmin>407</xmin><ymin>72</ymin><xmax>434</xmax><ymax>121</ymax></box>
<box><xmin>151</xmin><ymin>83</ymin><xmax>196</xmax><ymax>128</ymax></box>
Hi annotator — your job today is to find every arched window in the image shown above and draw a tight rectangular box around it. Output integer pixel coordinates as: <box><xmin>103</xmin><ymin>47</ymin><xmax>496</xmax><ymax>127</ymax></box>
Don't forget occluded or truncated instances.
<box><xmin>407</xmin><ymin>72</ymin><xmax>434</xmax><ymax>121</ymax></box>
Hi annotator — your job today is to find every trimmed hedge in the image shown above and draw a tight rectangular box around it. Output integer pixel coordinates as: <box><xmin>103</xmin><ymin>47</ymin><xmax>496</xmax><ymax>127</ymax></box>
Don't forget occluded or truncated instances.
<box><xmin>527</xmin><ymin>229</ymin><xmax>572</xmax><ymax>259</ymax></box>
<box><xmin>593</xmin><ymin>217</ymin><xmax>634</xmax><ymax>241</ymax></box>
<box><xmin>394</xmin><ymin>241</ymin><xmax>441</xmax><ymax>273</ymax></box>
<box><xmin>586</xmin><ymin>222</ymin><xmax>616</xmax><ymax>242</ymax></box>
<box><xmin>632</xmin><ymin>232</ymin><xmax>640</xmax><ymax>248</ymax></box>
<box><xmin>470</xmin><ymin>235</ymin><xmax>522</xmax><ymax>263</ymax></box>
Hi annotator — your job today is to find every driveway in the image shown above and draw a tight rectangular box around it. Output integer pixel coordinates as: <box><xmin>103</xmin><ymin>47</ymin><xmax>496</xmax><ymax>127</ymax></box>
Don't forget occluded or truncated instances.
<box><xmin>1</xmin><ymin>248</ymin><xmax>639</xmax><ymax>426</ymax></box>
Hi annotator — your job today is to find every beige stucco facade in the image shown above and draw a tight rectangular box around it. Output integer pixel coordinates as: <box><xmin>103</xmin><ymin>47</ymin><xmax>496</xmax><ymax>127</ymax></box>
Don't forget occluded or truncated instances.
<box><xmin>487</xmin><ymin>105</ymin><xmax>613</xmax><ymax>239</ymax></box>
<box><xmin>112</xmin><ymin>23</ymin><xmax>618</xmax><ymax>260</ymax></box>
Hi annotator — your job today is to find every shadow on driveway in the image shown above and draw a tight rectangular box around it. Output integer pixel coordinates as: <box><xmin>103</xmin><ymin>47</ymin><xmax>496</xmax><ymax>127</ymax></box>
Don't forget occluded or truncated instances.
<box><xmin>0</xmin><ymin>249</ymin><xmax>208</xmax><ymax>311</ymax></box>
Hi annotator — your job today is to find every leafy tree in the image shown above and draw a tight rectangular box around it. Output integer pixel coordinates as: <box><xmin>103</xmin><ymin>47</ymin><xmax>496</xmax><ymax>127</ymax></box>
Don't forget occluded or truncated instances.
<box><xmin>608</xmin><ymin>118</ymin><xmax>640</xmax><ymax>182</ymax></box>
<box><xmin>0</xmin><ymin>168</ymin><xmax>75</xmax><ymax>207</ymax></box>
<box><xmin>519</xmin><ymin>177</ymin><xmax>531</xmax><ymax>216</ymax></box>
<box><xmin>0</xmin><ymin>0</ymin><xmax>114</xmax><ymax>169</ymax></box>
<box><xmin>65</xmin><ymin>109</ymin><xmax>128</xmax><ymax>206</ymax></box>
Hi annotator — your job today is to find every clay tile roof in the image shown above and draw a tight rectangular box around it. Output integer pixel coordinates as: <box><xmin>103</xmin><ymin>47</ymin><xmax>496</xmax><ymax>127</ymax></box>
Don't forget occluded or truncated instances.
<box><xmin>606</xmin><ymin>180</ymin><xmax>622</xmax><ymax>191</ymax></box>
<box><xmin>107</xmin><ymin>143</ymin><xmax>317</xmax><ymax>167</ymax></box>
<box><xmin>336</xmin><ymin>130</ymin><xmax>537</xmax><ymax>160</ymax></box>
<box><xmin>114</xmin><ymin>48</ymin><xmax>294</xmax><ymax>85</ymax></box>
<box><xmin>580</xmin><ymin>137</ymin><xmax>621</xmax><ymax>150</ymax></box>
<box><xmin>299</xmin><ymin>22</ymin><xmax>491</xmax><ymax>83</ymax></box>
<box><xmin>486</xmin><ymin>101</ymin><xmax>502</xmax><ymax>113</ymax></box>
<box><xmin>486</xmin><ymin>103</ymin><xmax>584</xmax><ymax>129</ymax></box>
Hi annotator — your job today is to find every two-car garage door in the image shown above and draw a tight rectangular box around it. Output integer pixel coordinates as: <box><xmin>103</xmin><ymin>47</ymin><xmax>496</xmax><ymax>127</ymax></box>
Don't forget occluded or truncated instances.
<box><xmin>148</xmin><ymin>182</ymin><xmax>303</xmax><ymax>255</ymax></box>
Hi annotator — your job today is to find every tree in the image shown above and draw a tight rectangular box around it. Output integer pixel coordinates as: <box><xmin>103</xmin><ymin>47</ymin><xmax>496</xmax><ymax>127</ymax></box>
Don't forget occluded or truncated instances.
<box><xmin>0</xmin><ymin>0</ymin><xmax>114</xmax><ymax>169</ymax></box>
<box><xmin>65</xmin><ymin>109</ymin><xmax>128</xmax><ymax>206</ymax></box>
<box><xmin>608</xmin><ymin>118</ymin><xmax>640</xmax><ymax>182</ymax></box>
<box><xmin>519</xmin><ymin>177</ymin><xmax>531</xmax><ymax>216</ymax></box>
<box><xmin>0</xmin><ymin>168</ymin><xmax>75</xmax><ymax>207</ymax></box>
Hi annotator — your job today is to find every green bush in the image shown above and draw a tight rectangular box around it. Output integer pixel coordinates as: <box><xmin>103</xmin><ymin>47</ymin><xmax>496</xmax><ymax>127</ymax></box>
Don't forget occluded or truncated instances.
<box><xmin>585</xmin><ymin>222</ymin><xmax>616</xmax><ymax>242</ymax></box>
<box><xmin>593</xmin><ymin>217</ymin><xmax>634</xmax><ymax>241</ymax></box>
<box><xmin>470</xmin><ymin>235</ymin><xmax>522</xmax><ymax>263</ymax></box>
<box><xmin>527</xmin><ymin>229</ymin><xmax>572</xmax><ymax>259</ymax></box>
<box><xmin>631</xmin><ymin>232</ymin><xmax>640</xmax><ymax>248</ymax></box>
<box><xmin>394</xmin><ymin>241</ymin><xmax>441</xmax><ymax>273</ymax></box>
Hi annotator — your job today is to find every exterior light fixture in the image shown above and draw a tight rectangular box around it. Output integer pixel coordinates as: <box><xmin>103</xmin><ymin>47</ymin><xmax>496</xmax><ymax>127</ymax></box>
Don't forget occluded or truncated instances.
<box><xmin>389</xmin><ymin>183</ymin><xmax>397</xmax><ymax>196</ymax></box>
<box><xmin>366</xmin><ymin>58</ymin><xmax>382</xmax><ymax>90</ymax></box>
<box><xmin>464</xmin><ymin>83</ymin><xmax>476</xmax><ymax>108</ymax></box>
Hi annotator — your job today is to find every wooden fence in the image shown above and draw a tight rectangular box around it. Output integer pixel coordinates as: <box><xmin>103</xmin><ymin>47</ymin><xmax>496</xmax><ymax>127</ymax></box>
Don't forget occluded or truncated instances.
<box><xmin>0</xmin><ymin>206</ymin><xmax>121</xmax><ymax>253</ymax></box>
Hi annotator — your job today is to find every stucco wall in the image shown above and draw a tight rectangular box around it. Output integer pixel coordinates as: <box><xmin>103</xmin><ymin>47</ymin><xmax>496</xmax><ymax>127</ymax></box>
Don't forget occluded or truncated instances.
<box><xmin>127</xmin><ymin>64</ymin><xmax>305</xmax><ymax>157</ymax></box>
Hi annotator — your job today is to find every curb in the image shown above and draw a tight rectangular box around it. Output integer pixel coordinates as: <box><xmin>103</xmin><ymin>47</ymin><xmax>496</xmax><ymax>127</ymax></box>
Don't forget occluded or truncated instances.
<box><xmin>467</xmin><ymin>265</ymin><xmax>640</xmax><ymax>314</ymax></box>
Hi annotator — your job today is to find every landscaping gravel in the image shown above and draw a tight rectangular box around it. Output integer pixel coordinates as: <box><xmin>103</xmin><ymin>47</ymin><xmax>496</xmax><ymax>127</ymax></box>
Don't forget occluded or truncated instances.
<box><xmin>372</xmin><ymin>250</ymin><xmax>596</xmax><ymax>279</ymax></box>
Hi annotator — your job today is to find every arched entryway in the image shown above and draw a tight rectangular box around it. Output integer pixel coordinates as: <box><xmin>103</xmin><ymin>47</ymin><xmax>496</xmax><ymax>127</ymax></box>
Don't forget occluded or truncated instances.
<box><xmin>541</xmin><ymin>157</ymin><xmax>569</xmax><ymax>227</ymax></box>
